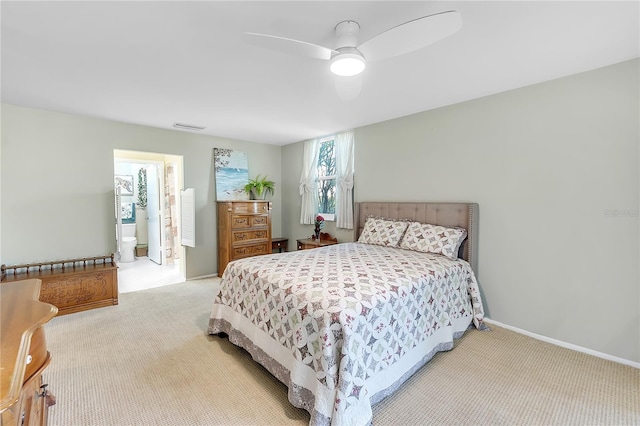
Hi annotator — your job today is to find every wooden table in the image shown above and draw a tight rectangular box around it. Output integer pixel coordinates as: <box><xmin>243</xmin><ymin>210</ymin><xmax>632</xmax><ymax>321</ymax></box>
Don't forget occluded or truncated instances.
<box><xmin>1</xmin><ymin>279</ymin><xmax>57</xmax><ymax>425</ymax></box>
<box><xmin>271</xmin><ymin>237</ymin><xmax>288</xmax><ymax>253</ymax></box>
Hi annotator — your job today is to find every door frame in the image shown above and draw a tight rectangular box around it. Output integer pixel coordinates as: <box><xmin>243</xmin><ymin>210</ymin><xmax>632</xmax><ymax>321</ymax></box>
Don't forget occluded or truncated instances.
<box><xmin>144</xmin><ymin>160</ymin><xmax>165</xmax><ymax>265</ymax></box>
<box><xmin>113</xmin><ymin>150</ymin><xmax>186</xmax><ymax>280</ymax></box>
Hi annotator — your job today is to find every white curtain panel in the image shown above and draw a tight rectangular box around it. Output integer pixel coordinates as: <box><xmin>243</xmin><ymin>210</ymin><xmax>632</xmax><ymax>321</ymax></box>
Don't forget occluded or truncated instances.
<box><xmin>335</xmin><ymin>130</ymin><xmax>355</xmax><ymax>229</ymax></box>
<box><xmin>299</xmin><ymin>138</ymin><xmax>320</xmax><ymax>224</ymax></box>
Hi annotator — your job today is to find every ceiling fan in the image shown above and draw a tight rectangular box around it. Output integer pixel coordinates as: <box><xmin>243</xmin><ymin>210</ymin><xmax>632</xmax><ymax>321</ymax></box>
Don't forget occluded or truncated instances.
<box><xmin>244</xmin><ymin>10</ymin><xmax>462</xmax><ymax>77</ymax></box>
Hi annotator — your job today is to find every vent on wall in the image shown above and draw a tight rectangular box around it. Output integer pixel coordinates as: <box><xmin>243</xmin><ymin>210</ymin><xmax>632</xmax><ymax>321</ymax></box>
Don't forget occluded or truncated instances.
<box><xmin>173</xmin><ymin>123</ymin><xmax>206</xmax><ymax>131</ymax></box>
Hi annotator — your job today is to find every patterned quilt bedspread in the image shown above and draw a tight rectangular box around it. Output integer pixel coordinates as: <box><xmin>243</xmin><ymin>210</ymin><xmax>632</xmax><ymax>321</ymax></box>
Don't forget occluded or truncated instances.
<box><xmin>208</xmin><ymin>242</ymin><xmax>486</xmax><ymax>426</ymax></box>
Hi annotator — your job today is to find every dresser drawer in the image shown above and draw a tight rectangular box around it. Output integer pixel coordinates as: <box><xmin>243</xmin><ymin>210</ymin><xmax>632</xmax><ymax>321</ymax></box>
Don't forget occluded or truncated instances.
<box><xmin>231</xmin><ymin>229</ymin><xmax>268</xmax><ymax>244</ymax></box>
<box><xmin>231</xmin><ymin>242</ymin><xmax>270</xmax><ymax>259</ymax></box>
<box><xmin>231</xmin><ymin>202</ymin><xmax>270</xmax><ymax>214</ymax></box>
<box><xmin>231</xmin><ymin>214</ymin><xmax>269</xmax><ymax>229</ymax></box>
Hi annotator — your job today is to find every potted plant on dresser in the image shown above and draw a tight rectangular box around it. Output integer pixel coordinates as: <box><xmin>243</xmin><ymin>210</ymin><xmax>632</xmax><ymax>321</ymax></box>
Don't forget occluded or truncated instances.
<box><xmin>244</xmin><ymin>175</ymin><xmax>275</xmax><ymax>200</ymax></box>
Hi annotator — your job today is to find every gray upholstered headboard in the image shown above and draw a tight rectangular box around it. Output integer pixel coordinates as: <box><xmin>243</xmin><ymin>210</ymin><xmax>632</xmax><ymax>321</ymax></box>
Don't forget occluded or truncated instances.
<box><xmin>354</xmin><ymin>202</ymin><xmax>479</xmax><ymax>273</ymax></box>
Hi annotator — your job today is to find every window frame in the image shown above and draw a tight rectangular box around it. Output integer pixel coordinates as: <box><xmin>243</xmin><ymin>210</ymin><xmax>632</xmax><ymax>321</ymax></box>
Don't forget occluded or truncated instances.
<box><xmin>316</xmin><ymin>136</ymin><xmax>336</xmax><ymax>222</ymax></box>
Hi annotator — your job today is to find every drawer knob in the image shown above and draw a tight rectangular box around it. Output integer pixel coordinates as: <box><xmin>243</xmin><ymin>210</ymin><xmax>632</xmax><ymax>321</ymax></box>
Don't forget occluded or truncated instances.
<box><xmin>26</xmin><ymin>354</ymin><xmax>32</xmax><ymax>365</ymax></box>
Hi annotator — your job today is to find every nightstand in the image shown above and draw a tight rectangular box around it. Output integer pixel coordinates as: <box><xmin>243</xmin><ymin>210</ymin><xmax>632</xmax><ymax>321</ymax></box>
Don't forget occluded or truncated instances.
<box><xmin>272</xmin><ymin>237</ymin><xmax>288</xmax><ymax>253</ymax></box>
<box><xmin>297</xmin><ymin>233</ymin><xmax>338</xmax><ymax>250</ymax></box>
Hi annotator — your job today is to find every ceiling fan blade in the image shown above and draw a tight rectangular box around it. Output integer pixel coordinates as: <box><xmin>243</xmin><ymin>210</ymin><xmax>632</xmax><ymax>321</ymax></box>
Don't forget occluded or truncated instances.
<box><xmin>358</xmin><ymin>10</ymin><xmax>462</xmax><ymax>62</ymax></box>
<box><xmin>244</xmin><ymin>32</ymin><xmax>337</xmax><ymax>60</ymax></box>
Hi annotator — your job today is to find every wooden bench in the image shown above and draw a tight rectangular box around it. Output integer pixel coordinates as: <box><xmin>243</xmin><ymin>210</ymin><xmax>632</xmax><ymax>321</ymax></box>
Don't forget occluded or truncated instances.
<box><xmin>1</xmin><ymin>255</ymin><xmax>118</xmax><ymax>316</ymax></box>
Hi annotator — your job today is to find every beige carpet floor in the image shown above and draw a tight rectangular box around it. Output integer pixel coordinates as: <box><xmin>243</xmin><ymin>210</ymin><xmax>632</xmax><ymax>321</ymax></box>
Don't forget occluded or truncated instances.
<box><xmin>43</xmin><ymin>278</ymin><xmax>639</xmax><ymax>426</ymax></box>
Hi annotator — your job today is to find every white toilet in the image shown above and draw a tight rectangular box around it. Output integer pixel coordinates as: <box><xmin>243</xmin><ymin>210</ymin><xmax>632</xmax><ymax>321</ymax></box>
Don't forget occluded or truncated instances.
<box><xmin>120</xmin><ymin>223</ymin><xmax>137</xmax><ymax>263</ymax></box>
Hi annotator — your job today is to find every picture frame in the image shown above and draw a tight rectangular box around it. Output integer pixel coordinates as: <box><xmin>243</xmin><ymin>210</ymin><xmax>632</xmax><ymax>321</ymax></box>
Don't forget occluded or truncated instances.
<box><xmin>214</xmin><ymin>148</ymin><xmax>249</xmax><ymax>201</ymax></box>
<box><xmin>115</xmin><ymin>174</ymin><xmax>134</xmax><ymax>196</ymax></box>
<box><xmin>121</xmin><ymin>202</ymin><xmax>136</xmax><ymax>224</ymax></box>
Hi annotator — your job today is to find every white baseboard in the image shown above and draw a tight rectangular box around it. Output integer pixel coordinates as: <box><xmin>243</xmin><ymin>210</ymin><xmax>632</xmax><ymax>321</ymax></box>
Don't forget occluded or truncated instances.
<box><xmin>483</xmin><ymin>318</ymin><xmax>640</xmax><ymax>369</ymax></box>
<box><xmin>187</xmin><ymin>273</ymin><xmax>219</xmax><ymax>281</ymax></box>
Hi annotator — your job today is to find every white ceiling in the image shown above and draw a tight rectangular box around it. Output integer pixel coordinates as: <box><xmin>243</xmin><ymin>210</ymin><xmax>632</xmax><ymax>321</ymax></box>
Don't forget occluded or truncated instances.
<box><xmin>2</xmin><ymin>1</ymin><xmax>638</xmax><ymax>145</ymax></box>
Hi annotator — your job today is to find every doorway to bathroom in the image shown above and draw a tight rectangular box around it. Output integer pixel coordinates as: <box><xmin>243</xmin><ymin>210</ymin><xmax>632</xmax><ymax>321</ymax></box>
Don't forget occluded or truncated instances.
<box><xmin>114</xmin><ymin>149</ymin><xmax>186</xmax><ymax>293</ymax></box>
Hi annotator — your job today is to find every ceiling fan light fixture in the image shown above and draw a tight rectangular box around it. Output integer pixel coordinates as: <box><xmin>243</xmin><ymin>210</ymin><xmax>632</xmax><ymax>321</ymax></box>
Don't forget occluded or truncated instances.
<box><xmin>330</xmin><ymin>47</ymin><xmax>366</xmax><ymax>77</ymax></box>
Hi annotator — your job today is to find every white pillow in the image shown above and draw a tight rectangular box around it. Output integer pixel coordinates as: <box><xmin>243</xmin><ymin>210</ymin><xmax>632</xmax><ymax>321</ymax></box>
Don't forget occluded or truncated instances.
<box><xmin>399</xmin><ymin>222</ymin><xmax>467</xmax><ymax>259</ymax></box>
<box><xmin>357</xmin><ymin>217</ymin><xmax>409</xmax><ymax>247</ymax></box>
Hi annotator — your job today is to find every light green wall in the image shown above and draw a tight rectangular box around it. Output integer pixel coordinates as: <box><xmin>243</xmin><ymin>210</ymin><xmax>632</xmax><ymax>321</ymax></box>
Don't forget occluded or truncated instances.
<box><xmin>0</xmin><ymin>104</ymin><xmax>282</xmax><ymax>278</ymax></box>
<box><xmin>282</xmin><ymin>59</ymin><xmax>639</xmax><ymax>363</ymax></box>
<box><xmin>2</xmin><ymin>59</ymin><xmax>637</xmax><ymax>363</ymax></box>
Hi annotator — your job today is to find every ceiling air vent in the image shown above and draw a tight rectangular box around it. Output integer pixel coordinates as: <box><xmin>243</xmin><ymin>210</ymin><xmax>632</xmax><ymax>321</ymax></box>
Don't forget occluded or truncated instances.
<box><xmin>173</xmin><ymin>123</ymin><xmax>206</xmax><ymax>131</ymax></box>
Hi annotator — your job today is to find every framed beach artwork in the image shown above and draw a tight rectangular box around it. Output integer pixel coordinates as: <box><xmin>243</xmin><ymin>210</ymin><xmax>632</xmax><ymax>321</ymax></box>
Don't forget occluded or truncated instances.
<box><xmin>115</xmin><ymin>175</ymin><xmax>134</xmax><ymax>196</ymax></box>
<box><xmin>214</xmin><ymin>148</ymin><xmax>249</xmax><ymax>201</ymax></box>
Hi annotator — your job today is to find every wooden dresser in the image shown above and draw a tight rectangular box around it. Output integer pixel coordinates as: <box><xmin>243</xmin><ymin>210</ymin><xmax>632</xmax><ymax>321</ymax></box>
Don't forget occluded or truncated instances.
<box><xmin>1</xmin><ymin>279</ymin><xmax>57</xmax><ymax>426</ymax></box>
<box><xmin>217</xmin><ymin>201</ymin><xmax>272</xmax><ymax>275</ymax></box>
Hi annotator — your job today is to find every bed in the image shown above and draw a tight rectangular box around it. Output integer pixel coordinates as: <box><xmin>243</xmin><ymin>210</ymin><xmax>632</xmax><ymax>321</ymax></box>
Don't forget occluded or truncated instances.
<box><xmin>208</xmin><ymin>202</ymin><xmax>486</xmax><ymax>426</ymax></box>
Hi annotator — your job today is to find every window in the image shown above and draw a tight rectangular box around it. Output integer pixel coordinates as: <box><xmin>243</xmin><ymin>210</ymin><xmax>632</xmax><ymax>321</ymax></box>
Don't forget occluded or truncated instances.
<box><xmin>317</xmin><ymin>137</ymin><xmax>336</xmax><ymax>221</ymax></box>
<box><xmin>300</xmin><ymin>129</ymin><xmax>354</xmax><ymax>229</ymax></box>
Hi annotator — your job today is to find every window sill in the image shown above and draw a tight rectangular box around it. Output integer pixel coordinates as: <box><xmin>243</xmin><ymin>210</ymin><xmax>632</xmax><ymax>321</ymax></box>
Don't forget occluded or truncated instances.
<box><xmin>318</xmin><ymin>213</ymin><xmax>335</xmax><ymax>222</ymax></box>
